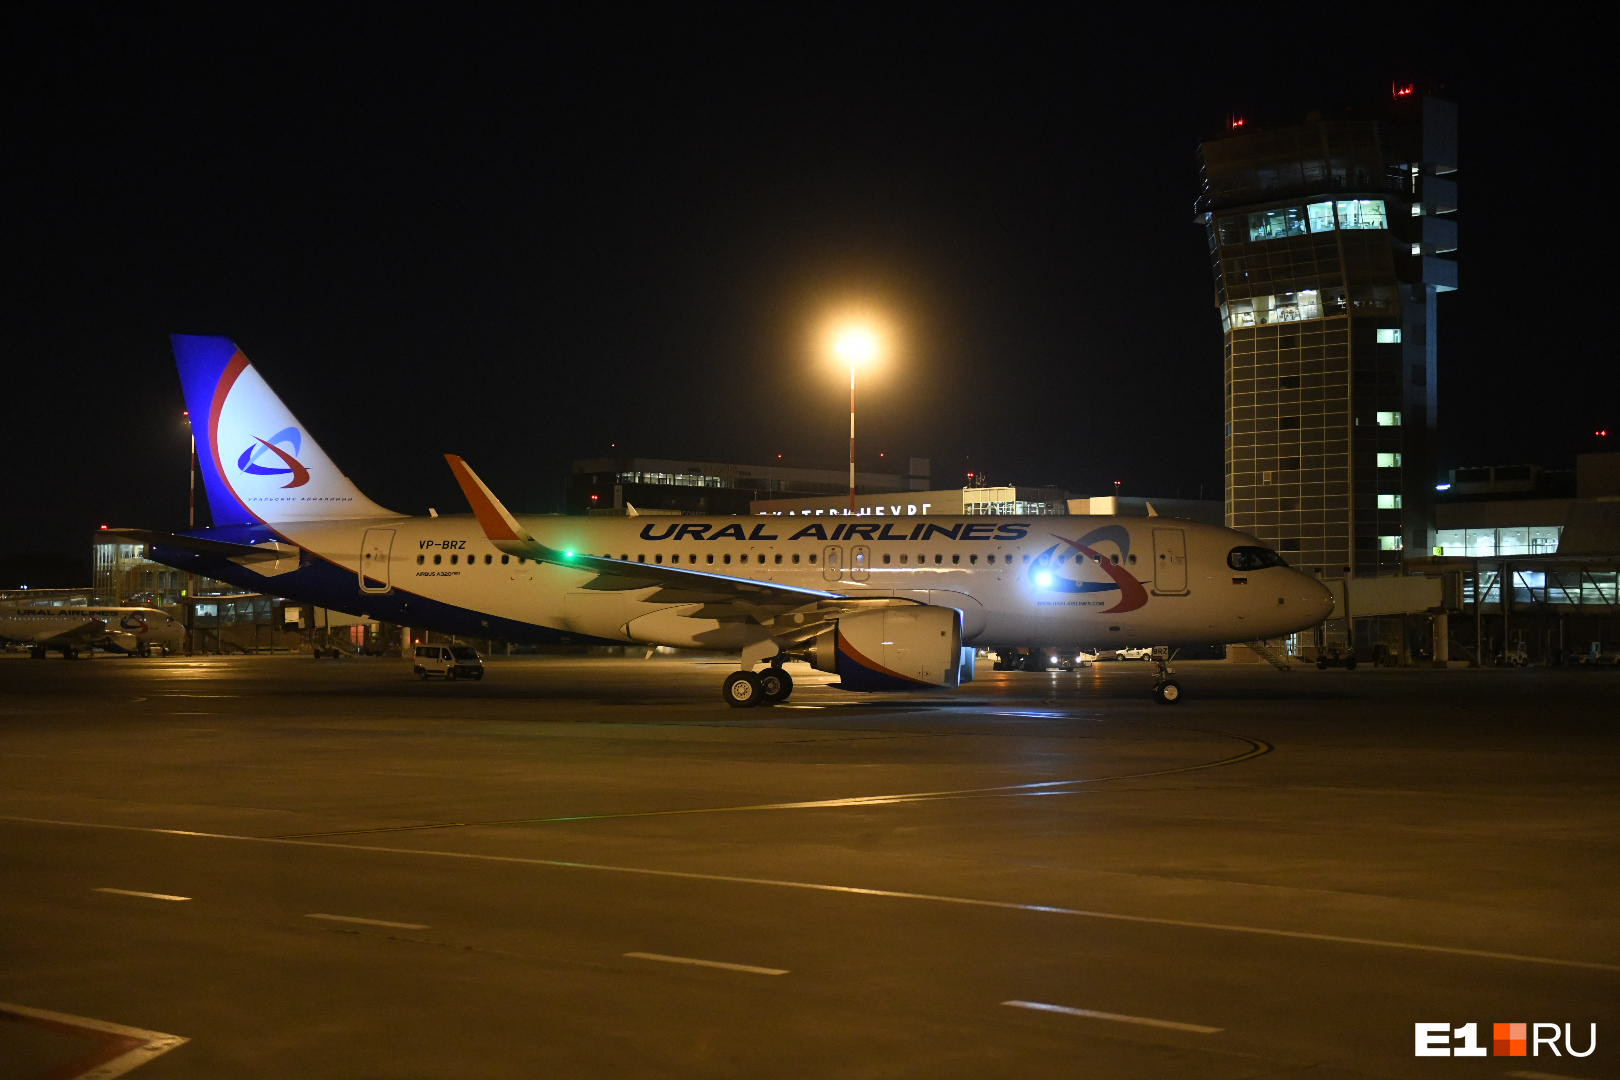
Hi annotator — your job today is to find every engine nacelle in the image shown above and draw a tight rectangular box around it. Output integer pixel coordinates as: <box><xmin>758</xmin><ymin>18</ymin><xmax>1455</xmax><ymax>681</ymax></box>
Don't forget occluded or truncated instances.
<box><xmin>808</xmin><ymin>605</ymin><xmax>964</xmax><ymax>691</ymax></box>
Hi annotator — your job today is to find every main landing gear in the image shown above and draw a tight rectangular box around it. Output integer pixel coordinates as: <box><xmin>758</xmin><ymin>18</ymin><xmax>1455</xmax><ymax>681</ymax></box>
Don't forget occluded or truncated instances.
<box><xmin>1151</xmin><ymin>651</ymin><xmax>1182</xmax><ymax>705</ymax></box>
<box><xmin>723</xmin><ymin>641</ymin><xmax>795</xmax><ymax>708</ymax></box>
<box><xmin>722</xmin><ymin>665</ymin><xmax>794</xmax><ymax>708</ymax></box>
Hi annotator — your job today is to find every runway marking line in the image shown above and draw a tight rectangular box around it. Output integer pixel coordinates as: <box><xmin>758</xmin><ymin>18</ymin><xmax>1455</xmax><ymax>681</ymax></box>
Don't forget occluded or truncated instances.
<box><xmin>624</xmin><ymin>952</ymin><xmax>788</xmax><ymax>976</ymax></box>
<box><xmin>92</xmin><ymin>888</ymin><xmax>191</xmax><ymax>902</ymax></box>
<box><xmin>8</xmin><ymin>814</ymin><xmax>1617</xmax><ymax>975</ymax></box>
<box><xmin>304</xmin><ymin>913</ymin><xmax>431</xmax><ymax>930</ymax></box>
<box><xmin>1002</xmin><ymin>999</ymin><xmax>1223</xmax><ymax>1033</ymax></box>
<box><xmin>1506</xmin><ymin>1072</ymin><xmax>1599</xmax><ymax>1080</ymax></box>
<box><xmin>0</xmin><ymin>1001</ymin><xmax>188</xmax><ymax>1079</ymax></box>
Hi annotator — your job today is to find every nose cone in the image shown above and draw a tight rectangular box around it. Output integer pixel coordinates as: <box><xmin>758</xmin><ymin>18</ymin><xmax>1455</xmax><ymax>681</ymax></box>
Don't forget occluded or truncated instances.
<box><xmin>1291</xmin><ymin>572</ymin><xmax>1337</xmax><ymax>631</ymax></box>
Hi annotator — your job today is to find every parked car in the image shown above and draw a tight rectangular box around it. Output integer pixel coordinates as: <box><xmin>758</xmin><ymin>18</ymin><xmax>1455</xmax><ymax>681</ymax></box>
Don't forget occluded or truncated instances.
<box><xmin>411</xmin><ymin>644</ymin><xmax>484</xmax><ymax>680</ymax></box>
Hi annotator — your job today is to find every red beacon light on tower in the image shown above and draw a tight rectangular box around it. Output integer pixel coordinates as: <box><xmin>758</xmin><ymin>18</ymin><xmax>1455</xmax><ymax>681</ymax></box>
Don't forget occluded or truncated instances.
<box><xmin>1228</xmin><ymin>113</ymin><xmax>1246</xmax><ymax>131</ymax></box>
<box><xmin>1392</xmin><ymin>81</ymin><xmax>1417</xmax><ymax>99</ymax></box>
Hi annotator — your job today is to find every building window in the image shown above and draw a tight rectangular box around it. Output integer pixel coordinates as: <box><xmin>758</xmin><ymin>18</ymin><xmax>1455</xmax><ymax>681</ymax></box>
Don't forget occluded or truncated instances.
<box><xmin>1378</xmin><ymin>535</ymin><xmax>1403</xmax><ymax>551</ymax></box>
<box><xmin>1335</xmin><ymin>199</ymin><xmax>1388</xmax><ymax>230</ymax></box>
<box><xmin>1377</xmin><ymin>452</ymin><xmax>1403</xmax><ymax>467</ymax></box>
<box><xmin>1377</xmin><ymin>411</ymin><xmax>1402</xmax><ymax>426</ymax></box>
<box><xmin>1377</xmin><ymin>494</ymin><xmax>1402</xmax><ymax>509</ymax></box>
<box><xmin>1376</xmin><ymin>328</ymin><xmax>1402</xmax><ymax>343</ymax></box>
<box><xmin>1307</xmin><ymin>201</ymin><xmax>1336</xmax><ymax>233</ymax></box>
<box><xmin>1248</xmin><ymin>206</ymin><xmax>1308</xmax><ymax>242</ymax></box>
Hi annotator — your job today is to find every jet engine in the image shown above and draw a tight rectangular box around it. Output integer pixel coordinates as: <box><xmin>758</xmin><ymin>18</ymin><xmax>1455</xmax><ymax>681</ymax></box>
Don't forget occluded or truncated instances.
<box><xmin>806</xmin><ymin>605</ymin><xmax>969</xmax><ymax>691</ymax></box>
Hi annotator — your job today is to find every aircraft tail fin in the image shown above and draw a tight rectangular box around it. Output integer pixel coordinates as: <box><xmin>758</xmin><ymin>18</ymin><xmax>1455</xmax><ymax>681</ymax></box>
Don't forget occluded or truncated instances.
<box><xmin>172</xmin><ymin>335</ymin><xmax>396</xmax><ymax>526</ymax></box>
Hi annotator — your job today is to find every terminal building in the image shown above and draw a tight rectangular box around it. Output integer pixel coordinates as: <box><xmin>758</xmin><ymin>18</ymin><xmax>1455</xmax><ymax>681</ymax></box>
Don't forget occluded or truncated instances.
<box><xmin>567</xmin><ymin>455</ymin><xmax>931</xmax><ymax>515</ymax></box>
<box><xmin>1196</xmin><ymin>87</ymin><xmax>1458</xmax><ymax>614</ymax></box>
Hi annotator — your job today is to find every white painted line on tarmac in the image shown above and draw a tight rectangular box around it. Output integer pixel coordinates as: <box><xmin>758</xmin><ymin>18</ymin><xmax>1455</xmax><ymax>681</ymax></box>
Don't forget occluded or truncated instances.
<box><xmin>1507</xmin><ymin>1071</ymin><xmax>1598</xmax><ymax>1080</ymax></box>
<box><xmin>93</xmin><ymin>888</ymin><xmax>192</xmax><ymax>902</ymax></box>
<box><xmin>0</xmin><ymin>1001</ymin><xmax>188</xmax><ymax>1078</ymax></box>
<box><xmin>624</xmin><ymin>951</ymin><xmax>788</xmax><ymax>976</ymax></box>
<box><xmin>10</xmin><ymin>815</ymin><xmax>1616</xmax><ymax>974</ymax></box>
<box><xmin>1002</xmin><ymin>999</ymin><xmax>1223</xmax><ymax>1034</ymax></box>
<box><xmin>305</xmin><ymin>913</ymin><xmax>430</xmax><ymax>930</ymax></box>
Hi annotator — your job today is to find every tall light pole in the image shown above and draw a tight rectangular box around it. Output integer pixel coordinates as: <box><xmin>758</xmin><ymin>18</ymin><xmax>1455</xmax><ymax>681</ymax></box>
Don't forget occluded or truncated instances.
<box><xmin>833</xmin><ymin>326</ymin><xmax>879</xmax><ymax>514</ymax></box>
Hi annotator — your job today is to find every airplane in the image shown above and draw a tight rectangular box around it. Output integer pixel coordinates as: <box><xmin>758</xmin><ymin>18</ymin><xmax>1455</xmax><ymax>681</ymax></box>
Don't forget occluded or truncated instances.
<box><xmin>0</xmin><ymin>603</ymin><xmax>184</xmax><ymax>659</ymax></box>
<box><xmin>114</xmin><ymin>334</ymin><xmax>1334</xmax><ymax>705</ymax></box>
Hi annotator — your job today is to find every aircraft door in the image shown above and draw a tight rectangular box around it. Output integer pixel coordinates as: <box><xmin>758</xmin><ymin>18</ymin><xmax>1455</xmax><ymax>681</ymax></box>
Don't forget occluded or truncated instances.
<box><xmin>851</xmin><ymin>544</ymin><xmax>870</xmax><ymax>582</ymax></box>
<box><xmin>359</xmin><ymin>528</ymin><xmax>395</xmax><ymax>594</ymax></box>
<box><xmin>822</xmin><ymin>544</ymin><xmax>842</xmax><ymax>582</ymax></box>
<box><xmin>1151</xmin><ymin>527</ymin><xmax>1189</xmax><ymax>595</ymax></box>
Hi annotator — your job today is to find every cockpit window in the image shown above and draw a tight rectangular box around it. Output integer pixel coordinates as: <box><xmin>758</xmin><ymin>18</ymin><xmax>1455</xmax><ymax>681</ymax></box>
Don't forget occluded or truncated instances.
<box><xmin>1228</xmin><ymin>546</ymin><xmax>1289</xmax><ymax>571</ymax></box>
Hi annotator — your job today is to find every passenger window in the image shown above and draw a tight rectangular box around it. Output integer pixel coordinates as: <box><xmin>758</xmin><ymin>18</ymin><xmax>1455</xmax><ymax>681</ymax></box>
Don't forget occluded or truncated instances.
<box><xmin>450</xmin><ymin>554</ymin><xmax>458</xmax><ymax>564</ymax></box>
<box><xmin>637</xmin><ymin>554</ymin><xmax>645</xmax><ymax>563</ymax></box>
<box><xmin>485</xmin><ymin>554</ymin><xmax>493</xmax><ymax>564</ymax></box>
<box><xmin>707</xmin><ymin>554</ymin><xmax>714</xmax><ymax>564</ymax></box>
<box><xmin>1128</xmin><ymin>554</ymin><xmax>1137</xmax><ymax>565</ymax></box>
<box><xmin>655</xmin><ymin>554</ymin><xmax>663</xmax><ymax>564</ymax></box>
<box><xmin>723</xmin><ymin>554</ymin><xmax>731</xmax><ymax>564</ymax></box>
<box><xmin>987</xmin><ymin>554</ymin><xmax>996</xmax><ymax>564</ymax></box>
<box><xmin>433</xmin><ymin>554</ymin><xmax>442</xmax><ymax>565</ymax></box>
<box><xmin>900</xmin><ymin>554</ymin><xmax>908</xmax><ymax>564</ymax></box>
<box><xmin>774</xmin><ymin>554</ymin><xmax>782</xmax><ymax>564</ymax></box>
<box><xmin>501</xmin><ymin>555</ymin><xmax>509</xmax><ymax>564</ymax></box>
<box><xmin>969</xmin><ymin>554</ymin><xmax>977</xmax><ymax>564</ymax></box>
<box><xmin>416</xmin><ymin>554</ymin><xmax>424</xmax><ymax>565</ymax></box>
<box><xmin>882</xmin><ymin>554</ymin><xmax>891</xmax><ymax>565</ymax></box>
<box><xmin>810</xmin><ymin>554</ymin><xmax>818</xmax><ymax>564</ymax></box>
<box><xmin>934</xmin><ymin>554</ymin><xmax>943</xmax><ymax>565</ymax></box>
<box><xmin>791</xmin><ymin>554</ymin><xmax>800</xmax><ymax>564</ymax></box>
<box><xmin>1111</xmin><ymin>554</ymin><xmax>1119</xmax><ymax>564</ymax></box>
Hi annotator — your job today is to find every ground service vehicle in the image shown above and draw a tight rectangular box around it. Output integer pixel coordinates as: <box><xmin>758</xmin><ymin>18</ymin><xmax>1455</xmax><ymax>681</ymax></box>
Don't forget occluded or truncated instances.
<box><xmin>412</xmin><ymin>644</ymin><xmax>484</xmax><ymax>680</ymax></box>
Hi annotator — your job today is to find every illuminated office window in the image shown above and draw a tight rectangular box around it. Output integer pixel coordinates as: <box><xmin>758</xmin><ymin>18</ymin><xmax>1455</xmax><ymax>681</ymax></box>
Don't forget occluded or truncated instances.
<box><xmin>1335</xmin><ymin>199</ymin><xmax>1388</xmax><ymax>230</ymax></box>
<box><xmin>1307</xmin><ymin>201</ymin><xmax>1336</xmax><ymax>233</ymax></box>
<box><xmin>1376</xmin><ymin>328</ymin><xmax>1402</xmax><ymax>343</ymax></box>
<box><xmin>1378</xmin><ymin>535</ymin><xmax>1403</xmax><ymax>550</ymax></box>
<box><xmin>1377</xmin><ymin>411</ymin><xmax>1402</xmax><ymax>426</ymax></box>
<box><xmin>1377</xmin><ymin>494</ymin><xmax>1402</xmax><ymax>509</ymax></box>
<box><xmin>1248</xmin><ymin>206</ymin><xmax>1308</xmax><ymax>241</ymax></box>
<box><xmin>1377</xmin><ymin>452</ymin><xmax>1402</xmax><ymax>467</ymax></box>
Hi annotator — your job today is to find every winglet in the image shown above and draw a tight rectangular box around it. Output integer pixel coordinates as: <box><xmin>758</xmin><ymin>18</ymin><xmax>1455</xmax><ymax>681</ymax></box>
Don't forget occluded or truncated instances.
<box><xmin>444</xmin><ymin>454</ymin><xmax>538</xmax><ymax>551</ymax></box>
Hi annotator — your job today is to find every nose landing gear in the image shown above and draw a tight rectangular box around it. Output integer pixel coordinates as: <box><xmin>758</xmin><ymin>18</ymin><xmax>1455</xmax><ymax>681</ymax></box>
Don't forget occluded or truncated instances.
<box><xmin>1150</xmin><ymin>650</ymin><xmax>1181</xmax><ymax>704</ymax></box>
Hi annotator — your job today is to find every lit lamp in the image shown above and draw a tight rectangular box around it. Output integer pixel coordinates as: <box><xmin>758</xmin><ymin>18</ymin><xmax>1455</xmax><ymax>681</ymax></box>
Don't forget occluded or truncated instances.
<box><xmin>832</xmin><ymin>325</ymin><xmax>881</xmax><ymax>513</ymax></box>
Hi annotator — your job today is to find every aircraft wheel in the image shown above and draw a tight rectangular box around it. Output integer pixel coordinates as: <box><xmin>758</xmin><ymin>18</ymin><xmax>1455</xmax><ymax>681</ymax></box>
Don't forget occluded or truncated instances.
<box><xmin>1153</xmin><ymin>681</ymin><xmax>1183</xmax><ymax>705</ymax></box>
<box><xmin>723</xmin><ymin>670</ymin><xmax>763</xmax><ymax>708</ymax></box>
<box><xmin>758</xmin><ymin>667</ymin><xmax>793</xmax><ymax>704</ymax></box>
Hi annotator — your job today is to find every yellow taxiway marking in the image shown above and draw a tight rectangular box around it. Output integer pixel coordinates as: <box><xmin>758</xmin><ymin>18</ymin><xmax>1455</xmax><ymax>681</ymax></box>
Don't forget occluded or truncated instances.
<box><xmin>271</xmin><ymin>729</ymin><xmax>1272</xmax><ymax>837</ymax></box>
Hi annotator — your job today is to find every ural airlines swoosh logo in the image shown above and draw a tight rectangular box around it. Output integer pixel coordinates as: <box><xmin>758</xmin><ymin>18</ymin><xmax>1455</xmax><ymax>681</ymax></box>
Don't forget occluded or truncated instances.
<box><xmin>236</xmin><ymin>427</ymin><xmax>311</xmax><ymax>489</ymax></box>
<box><xmin>1029</xmin><ymin>525</ymin><xmax>1149</xmax><ymax>613</ymax></box>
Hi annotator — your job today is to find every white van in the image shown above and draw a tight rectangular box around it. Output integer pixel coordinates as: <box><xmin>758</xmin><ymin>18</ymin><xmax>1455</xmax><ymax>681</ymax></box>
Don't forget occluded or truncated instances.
<box><xmin>411</xmin><ymin>643</ymin><xmax>484</xmax><ymax>680</ymax></box>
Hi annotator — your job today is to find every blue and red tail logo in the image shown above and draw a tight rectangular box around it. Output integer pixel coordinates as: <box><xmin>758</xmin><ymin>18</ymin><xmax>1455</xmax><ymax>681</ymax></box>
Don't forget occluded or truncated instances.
<box><xmin>1029</xmin><ymin>525</ymin><xmax>1148</xmax><ymax>613</ymax></box>
<box><xmin>236</xmin><ymin>427</ymin><xmax>311</xmax><ymax>489</ymax></box>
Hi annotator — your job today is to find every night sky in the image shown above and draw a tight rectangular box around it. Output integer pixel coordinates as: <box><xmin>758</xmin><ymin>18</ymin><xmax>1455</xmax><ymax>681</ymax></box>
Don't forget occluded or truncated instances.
<box><xmin>6</xmin><ymin>7</ymin><xmax>1613</xmax><ymax>583</ymax></box>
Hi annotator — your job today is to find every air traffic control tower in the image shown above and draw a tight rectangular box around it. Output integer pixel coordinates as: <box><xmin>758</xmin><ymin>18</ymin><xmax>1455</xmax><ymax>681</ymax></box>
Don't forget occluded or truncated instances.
<box><xmin>1195</xmin><ymin>87</ymin><xmax>1457</xmax><ymax>580</ymax></box>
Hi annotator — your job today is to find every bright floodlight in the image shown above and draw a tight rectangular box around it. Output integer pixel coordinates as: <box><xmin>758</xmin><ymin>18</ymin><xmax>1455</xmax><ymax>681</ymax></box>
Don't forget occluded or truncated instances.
<box><xmin>833</xmin><ymin>326</ymin><xmax>881</xmax><ymax>366</ymax></box>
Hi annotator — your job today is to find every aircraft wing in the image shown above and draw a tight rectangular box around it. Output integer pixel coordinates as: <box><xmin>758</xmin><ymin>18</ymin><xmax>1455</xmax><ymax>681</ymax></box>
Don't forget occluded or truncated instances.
<box><xmin>444</xmin><ymin>455</ymin><xmax>915</xmax><ymax>640</ymax></box>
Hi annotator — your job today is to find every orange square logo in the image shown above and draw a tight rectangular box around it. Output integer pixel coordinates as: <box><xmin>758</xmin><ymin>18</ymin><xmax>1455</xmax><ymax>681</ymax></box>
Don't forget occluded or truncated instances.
<box><xmin>1494</xmin><ymin>1022</ymin><xmax>1527</xmax><ymax>1056</ymax></box>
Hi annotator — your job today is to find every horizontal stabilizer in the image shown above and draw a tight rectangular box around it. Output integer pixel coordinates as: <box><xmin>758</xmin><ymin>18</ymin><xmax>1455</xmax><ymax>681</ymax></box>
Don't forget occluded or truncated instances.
<box><xmin>102</xmin><ymin>528</ymin><xmax>299</xmax><ymax>564</ymax></box>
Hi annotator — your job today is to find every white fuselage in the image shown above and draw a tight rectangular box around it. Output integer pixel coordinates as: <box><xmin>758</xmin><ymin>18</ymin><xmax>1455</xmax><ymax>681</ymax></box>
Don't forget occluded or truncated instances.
<box><xmin>265</xmin><ymin>513</ymin><xmax>1334</xmax><ymax>650</ymax></box>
